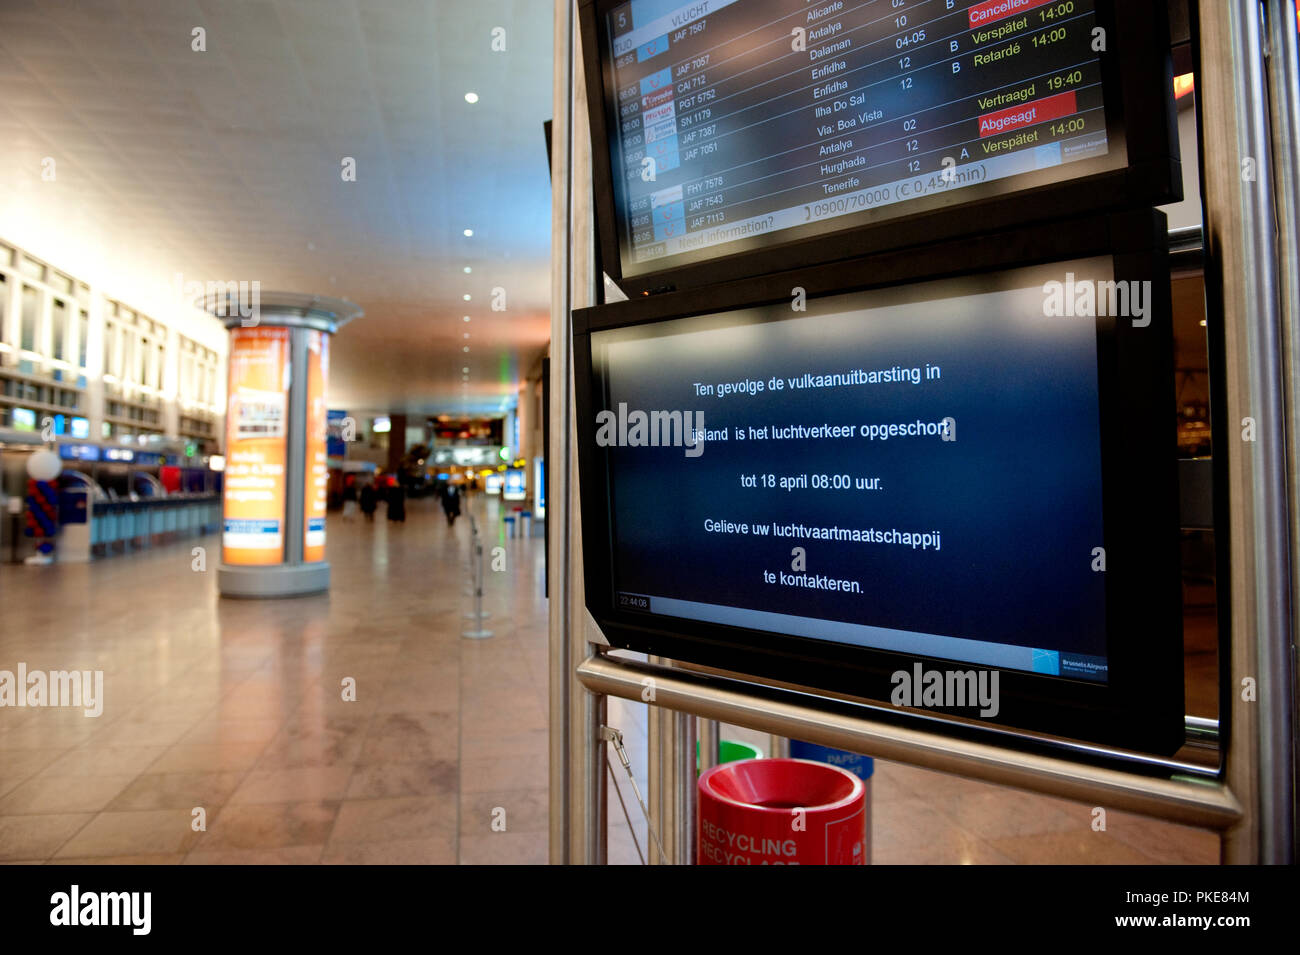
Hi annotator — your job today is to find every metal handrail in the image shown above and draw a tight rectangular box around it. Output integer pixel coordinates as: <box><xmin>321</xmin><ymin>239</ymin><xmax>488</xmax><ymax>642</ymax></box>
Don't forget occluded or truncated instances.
<box><xmin>577</xmin><ymin>653</ymin><xmax>1242</xmax><ymax>831</ymax></box>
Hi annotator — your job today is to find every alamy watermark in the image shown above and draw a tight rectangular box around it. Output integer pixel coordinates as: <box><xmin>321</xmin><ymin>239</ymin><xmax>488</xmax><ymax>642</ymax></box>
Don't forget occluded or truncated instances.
<box><xmin>595</xmin><ymin>403</ymin><xmax>707</xmax><ymax>458</ymax></box>
<box><xmin>0</xmin><ymin>663</ymin><xmax>103</xmax><ymax>717</ymax></box>
<box><xmin>173</xmin><ymin>272</ymin><xmax>261</xmax><ymax>327</ymax></box>
<box><xmin>50</xmin><ymin>885</ymin><xmax>150</xmax><ymax>935</ymax></box>
<box><xmin>891</xmin><ymin>663</ymin><xmax>999</xmax><ymax>718</ymax></box>
<box><xmin>1043</xmin><ymin>273</ymin><xmax>1152</xmax><ymax>327</ymax></box>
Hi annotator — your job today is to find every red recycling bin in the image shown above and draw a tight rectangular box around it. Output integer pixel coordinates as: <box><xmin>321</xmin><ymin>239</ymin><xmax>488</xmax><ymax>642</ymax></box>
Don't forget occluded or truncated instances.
<box><xmin>698</xmin><ymin>758</ymin><xmax>866</xmax><ymax>865</ymax></box>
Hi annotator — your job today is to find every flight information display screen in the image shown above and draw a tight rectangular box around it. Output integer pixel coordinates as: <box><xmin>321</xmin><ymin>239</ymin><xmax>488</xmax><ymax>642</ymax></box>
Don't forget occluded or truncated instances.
<box><xmin>589</xmin><ymin>259</ymin><xmax>1116</xmax><ymax>683</ymax></box>
<box><xmin>599</xmin><ymin>0</ymin><xmax>1123</xmax><ymax>278</ymax></box>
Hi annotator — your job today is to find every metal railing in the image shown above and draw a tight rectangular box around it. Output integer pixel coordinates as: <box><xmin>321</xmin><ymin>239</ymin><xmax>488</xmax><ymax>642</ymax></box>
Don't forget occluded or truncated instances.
<box><xmin>577</xmin><ymin>654</ymin><xmax>1240</xmax><ymax>831</ymax></box>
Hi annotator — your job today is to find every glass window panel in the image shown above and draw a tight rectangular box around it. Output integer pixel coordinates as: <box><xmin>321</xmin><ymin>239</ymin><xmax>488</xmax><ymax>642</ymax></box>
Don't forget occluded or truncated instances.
<box><xmin>78</xmin><ymin>311</ymin><xmax>88</xmax><ymax>368</ymax></box>
<box><xmin>104</xmin><ymin>323</ymin><xmax>116</xmax><ymax>377</ymax></box>
<box><xmin>20</xmin><ymin>285</ymin><xmax>39</xmax><ymax>351</ymax></box>
<box><xmin>18</xmin><ymin>255</ymin><xmax>44</xmax><ymax>282</ymax></box>
<box><xmin>49</xmin><ymin>272</ymin><xmax>72</xmax><ymax>295</ymax></box>
<box><xmin>52</xmin><ymin>299</ymin><xmax>67</xmax><ymax>361</ymax></box>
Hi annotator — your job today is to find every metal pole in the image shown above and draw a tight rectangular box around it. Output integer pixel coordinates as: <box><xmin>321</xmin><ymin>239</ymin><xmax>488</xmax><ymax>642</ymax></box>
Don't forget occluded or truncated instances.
<box><xmin>577</xmin><ymin>654</ymin><xmax>1242</xmax><ymax>830</ymax></box>
<box><xmin>647</xmin><ymin>693</ymin><xmax>689</xmax><ymax>864</ymax></box>
<box><xmin>571</xmin><ymin>12</ymin><xmax>607</xmax><ymax>867</ymax></box>
<box><xmin>462</xmin><ymin>535</ymin><xmax>493</xmax><ymax>639</ymax></box>
<box><xmin>699</xmin><ymin>718</ymin><xmax>720</xmax><ymax>773</ymax></box>
<box><xmin>550</xmin><ymin>0</ymin><xmax>606</xmax><ymax>865</ymax></box>
<box><xmin>463</xmin><ymin>512</ymin><xmax>476</xmax><ymax>595</ymax></box>
<box><xmin>547</xmin><ymin>0</ymin><xmax>575</xmax><ymax>864</ymax></box>
<box><xmin>647</xmin><ymin>699</ymin><xmax>670</xmax><ymax>864</ymax></box>
<box><xmin>1265</xmin><ymin>0</ymin><xmax>1300</xmax><ymax>864</ymax></box>
<box><xmin>677</xmin><ymin>711</ymin><xmax>697</xmax><ymax>864</ymax></box>
<box><xmin>284</xmin><ymin>328</ymin><xmax>307</xmax><ymax>565</ymax></box>
<box><xmin>1196</xmin><ymin>0</ymin><xmax>1296</xmax><ymax>863</ymax></box>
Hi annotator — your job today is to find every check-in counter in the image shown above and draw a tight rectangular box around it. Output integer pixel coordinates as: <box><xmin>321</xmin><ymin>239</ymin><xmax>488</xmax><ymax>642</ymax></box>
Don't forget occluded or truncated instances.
<box><xmin>91</xmin><ymin>494</ymin><xmax>221</xmax><ymax>554</ymax></box>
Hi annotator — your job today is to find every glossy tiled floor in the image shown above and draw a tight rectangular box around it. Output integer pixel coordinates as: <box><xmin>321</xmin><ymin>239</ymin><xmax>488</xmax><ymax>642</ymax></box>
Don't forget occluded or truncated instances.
<box><xmin>0</xmin><ymin>496</ymin><xmax>1217</xmax><ymax>864</ymax></box>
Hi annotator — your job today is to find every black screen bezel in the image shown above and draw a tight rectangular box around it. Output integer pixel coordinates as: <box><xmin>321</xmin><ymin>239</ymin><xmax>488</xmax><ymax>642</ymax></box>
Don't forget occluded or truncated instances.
<box><xmin>573</xmin><ymin>209</ymin><xmax>1183</xmax><ymax>754</ymax></box>
<box><xmin>579</xmin><ymin>0</ymin><xmax>1181</xmax><ymax>297</ymax></box>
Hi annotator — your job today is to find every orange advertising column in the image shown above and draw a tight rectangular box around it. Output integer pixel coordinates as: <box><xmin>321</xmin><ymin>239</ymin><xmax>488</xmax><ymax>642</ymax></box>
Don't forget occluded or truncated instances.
<box><xmin>205</xmin><ymin>293</ymin><xmax>361</xmax><ymax>599</ymax></box>
<box><xmin>223</xmin><ymin>326</ymin><xmax>290</xmax><ymax>566</ymax></box>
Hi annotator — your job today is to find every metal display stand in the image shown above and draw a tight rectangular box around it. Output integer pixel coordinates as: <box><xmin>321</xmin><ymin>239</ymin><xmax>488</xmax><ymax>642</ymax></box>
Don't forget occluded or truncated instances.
<box><xmin>548</xmin><ymin>0</ymin><xmax>1299</xmax><ymax>864</ymax></box>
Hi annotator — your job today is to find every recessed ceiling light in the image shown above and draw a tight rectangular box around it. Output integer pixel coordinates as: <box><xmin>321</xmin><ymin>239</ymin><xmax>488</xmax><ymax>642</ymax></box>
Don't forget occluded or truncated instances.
<box><xmin>463</xmin><ymin>346</ymin><xmax>470</xmax><ymax>352</ymax></box>
<box><xmin>463</xmin><ymin>229</ymin><xmax>473</xmax><ymax>237</ymax></box>
<box><xmin>463</xmin><ymin>316</ymin><xmax>471</xmax><ymax>322</ymax></box>
<box><xmin>463</xmin><ymin>294</ymin><xmax>471</xmax><ymax>301</ymax></box>
<box><xmin>463</xmin><ymin>266</ymin><xmax>472</xmax><ymax>273</ymax></box>
<box><xmin>462</xmin><ymin>367</ymin><xmax>469</xmax><ymax>373</ymax></box>
<box><xmin>463</xmin><ymin>332</ymin><xmax>470</xmax><ymax>338</ymax></box>
<box><xmin>464</xmin><ymin>92</ymin><xmax>479</xmax><ymax>104</ymax></box>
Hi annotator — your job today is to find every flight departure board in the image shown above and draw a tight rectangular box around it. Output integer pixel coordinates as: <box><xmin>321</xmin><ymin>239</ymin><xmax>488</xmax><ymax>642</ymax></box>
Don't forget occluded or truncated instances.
<box><xmin>583</xmin><ymin>0</ymin><xmax>1175</xmax><ymax>291</ymax></box>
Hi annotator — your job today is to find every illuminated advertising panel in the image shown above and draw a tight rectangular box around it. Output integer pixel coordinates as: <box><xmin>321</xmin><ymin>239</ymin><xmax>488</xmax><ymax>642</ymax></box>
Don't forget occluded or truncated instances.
<box><xmin>304</xmin><ymin>331</ymin><xmax>329</xmax><ymax>562</ymax></box>
<box><xmin>535</xmin><ymin>457</ymin><xmax>546</xmax><ymax>518</ymax></box>
<box><xmin>223</xmin><ymin>326</ymin><xmax>290</xmax><ymax>565</ymax></box>
<box><xmin>504</xmin><ymin>467</ymin><xmax>526</xmax><ymax>501</ymax></box>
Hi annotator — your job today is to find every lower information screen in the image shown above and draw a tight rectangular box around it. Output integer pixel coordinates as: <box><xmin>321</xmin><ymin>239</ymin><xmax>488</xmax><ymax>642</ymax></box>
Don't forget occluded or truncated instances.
<box><xmin>592</xmin><ymin>258</ymin><xmax>1114</xmax><ymax>682</ymax></box>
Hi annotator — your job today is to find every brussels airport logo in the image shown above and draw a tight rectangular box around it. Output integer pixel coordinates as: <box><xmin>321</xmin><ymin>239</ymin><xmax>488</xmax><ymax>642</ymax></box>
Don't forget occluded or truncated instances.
<box><xmin>891</xmin><ymin>663</ymin><xmax>999</xmax><ymax>718</ymax></box>
<box><xmin>0</xmin><ymin>663</ymin><xmax>104</xmax><ymax>717</ymax></box>
<box><xmin>595</xmin><ymin>403</ymin><xmax>707</xmax><ymax>458</ymax></box>
<box><xmin>173</xmin><ymin>272</ymin><xmax>261</xmax><ymax>327</ymax></box>
<box><xmin>1042</xmin><ymin>273</ymin><xmax>1152</xmax><ymax>327</ymax></box>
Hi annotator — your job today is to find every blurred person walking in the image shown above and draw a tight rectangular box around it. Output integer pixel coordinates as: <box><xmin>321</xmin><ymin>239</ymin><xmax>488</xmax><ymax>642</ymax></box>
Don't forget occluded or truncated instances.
<box><xmin>440</xmin><ymin>482</ymin><xmax>461</xmax><ymax>526</ymax></box>
<box><xmin>342</xmin><ymin>479</ymin><xmax>358</xmax><ymax>521</ymax></box>
<box><xmin>388</xmin><ymin>483</ymin><xmax>407</xmax><ymax>523</ymax></box>
<box><xmin>359</xmin><ymin>482</ymin><xmax>377</xmax><ymax>522</ymax></box>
